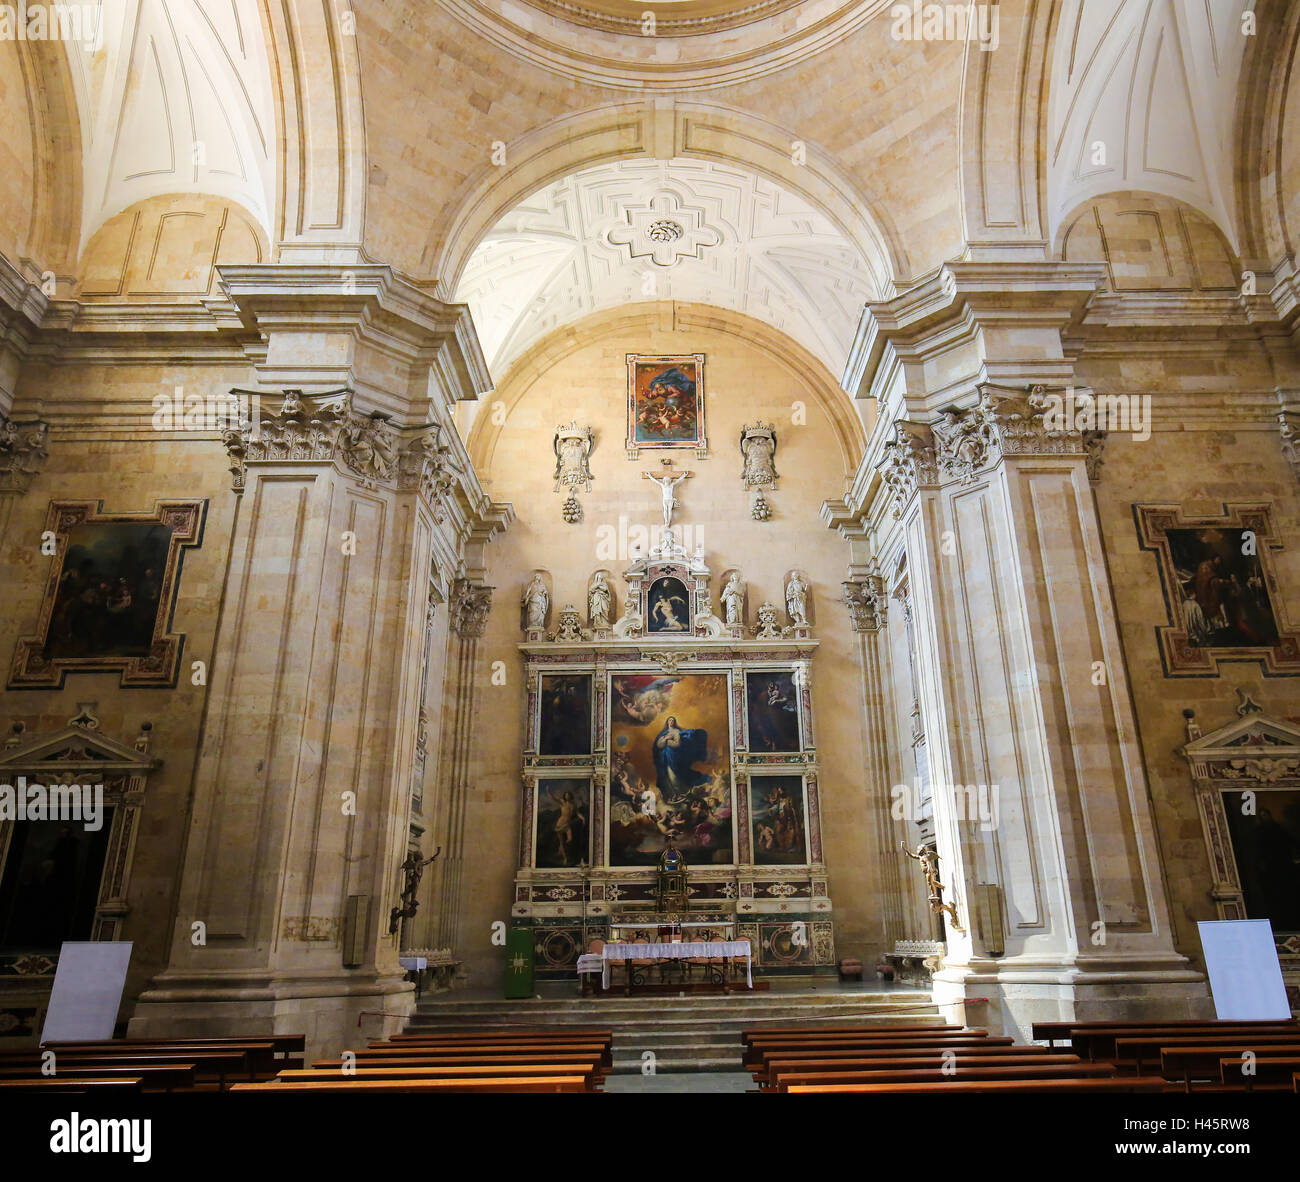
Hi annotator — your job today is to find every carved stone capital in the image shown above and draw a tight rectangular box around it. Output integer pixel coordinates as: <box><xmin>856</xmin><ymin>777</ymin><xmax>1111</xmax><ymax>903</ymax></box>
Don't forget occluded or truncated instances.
<box><xmin>450</xmin><ymin>578</ymin><xmax>493</xmax><ymax>639</ymax></box>
<box><xmin>1083</xmin><ymin>430</ymin><xmax>1107</xmax><ymax>483</ymax></box>
<box><xmin>1279</xmin><ymin>410</ymin><xmax>1300</xmax><ymax>483</ymax></box>
<box><xmin>842</xmin><ymin>572</ymin><xmax>888</xmax><ymax>633</ymax></box>
<box><xmin>397</xmin><ymin>423</ymin><xmax>459</xmax><ymax>518</ymax></box>
<box><xmin>877</xmin><ymin>421</ymin><xmax>938</xmax><ymax>517</ymax></box>
<box><xmin>0</xmin><ymin>413</ymin><xmax>50</xmax><ymax>493</ymax></box>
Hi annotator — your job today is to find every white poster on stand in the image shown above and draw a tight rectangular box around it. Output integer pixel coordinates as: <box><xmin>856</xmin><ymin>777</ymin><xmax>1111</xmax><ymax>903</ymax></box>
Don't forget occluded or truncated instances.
<box><xmin>1197</xmin><ymin>920</ymin><xmax>1290</xmax><ymax>1020</ymax></box>
<box><xmin>40</xmin><ymin>942</ymin><xmax>133</xmax><ymax>1043</ymax></box>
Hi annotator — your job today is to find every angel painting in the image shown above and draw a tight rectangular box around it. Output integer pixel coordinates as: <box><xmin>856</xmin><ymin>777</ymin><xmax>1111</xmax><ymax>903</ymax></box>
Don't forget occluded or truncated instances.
<box><xmin>627</xmin><ymin>355</ymin><xmax>706</xmax><ymax>450</ymax></box>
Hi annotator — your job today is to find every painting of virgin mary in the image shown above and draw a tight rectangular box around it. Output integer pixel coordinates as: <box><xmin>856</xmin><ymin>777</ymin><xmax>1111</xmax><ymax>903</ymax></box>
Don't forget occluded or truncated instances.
<box><xmin>652</xmin><ymin>715</ymin><xmax>710</xmax><ymax>802</ymax></box>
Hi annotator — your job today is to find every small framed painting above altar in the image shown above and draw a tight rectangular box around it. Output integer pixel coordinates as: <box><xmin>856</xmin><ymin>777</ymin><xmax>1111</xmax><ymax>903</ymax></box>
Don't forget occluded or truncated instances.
<box><xmin>511</xmin><ymin>528</ymin><xmax>835</xmax><ymax>983</ymax></box>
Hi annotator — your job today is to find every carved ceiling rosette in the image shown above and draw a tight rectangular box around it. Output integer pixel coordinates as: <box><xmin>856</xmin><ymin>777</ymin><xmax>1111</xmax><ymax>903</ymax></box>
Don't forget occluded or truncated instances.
<box><xmin>0</xmin><ymin>413</ymin><xmax>50</xmax><ymax>494</ymax></box>
<box><xmin>877</xmin><ymin>420</ymin><xmax>938</xmax><ymax>518</ymax></box>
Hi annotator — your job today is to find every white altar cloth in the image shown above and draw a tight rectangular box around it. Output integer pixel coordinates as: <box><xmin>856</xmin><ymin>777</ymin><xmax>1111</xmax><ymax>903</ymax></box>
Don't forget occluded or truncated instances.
<box><xmin>601</xmin><ymin>941</ymin><xmax>752</xmax><ymax>988</ymax></box>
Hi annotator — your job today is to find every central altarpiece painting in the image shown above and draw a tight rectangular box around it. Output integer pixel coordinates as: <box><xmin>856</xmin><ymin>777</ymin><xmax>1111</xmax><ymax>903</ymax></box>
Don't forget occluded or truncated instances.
<box><xmin>512</xmin><ymin>532</ymin><xmax>834</xmax><ymax>979</ymax></box>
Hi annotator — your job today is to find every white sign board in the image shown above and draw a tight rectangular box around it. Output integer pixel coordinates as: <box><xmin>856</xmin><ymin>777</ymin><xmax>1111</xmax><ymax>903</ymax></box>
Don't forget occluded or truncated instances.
<box><xmin>1197</xmin><ymin>920</ymin><xmax>1290</xmax><ymax>1020</ymax></box>
<box><xmin>40</xmin><ymin>942</ymin><xmax>133</xmax><ymax>1043</ymax></box>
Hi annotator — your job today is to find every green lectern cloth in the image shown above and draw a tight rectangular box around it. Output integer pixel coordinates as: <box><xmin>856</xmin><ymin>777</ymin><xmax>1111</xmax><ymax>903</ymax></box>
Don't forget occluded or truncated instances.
<box><xmin>504</xmin><ymin>927</ymin><xmax>535</xmax><ymax>999</ymax></box>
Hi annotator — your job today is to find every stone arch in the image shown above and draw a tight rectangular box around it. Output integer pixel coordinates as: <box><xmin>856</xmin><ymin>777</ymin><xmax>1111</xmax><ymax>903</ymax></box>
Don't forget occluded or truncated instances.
<box><xmin>464</xmin><ymin>301</ymin><xmax>868</xmax><ymax>481</ymax></box>
<box><xmin>425</xmin><ymin>100</ymin><xmax>907</xmax><ymax>300</ymax></box>
<box><xmin>1054</xmin><ymin>191</ymin><xmax>1240</xmax><ymax>292</ymax></box>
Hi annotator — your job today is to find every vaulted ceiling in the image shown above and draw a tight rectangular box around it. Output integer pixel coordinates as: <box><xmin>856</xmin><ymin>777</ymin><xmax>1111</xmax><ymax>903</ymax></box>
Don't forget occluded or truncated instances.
<box><xmin>66</xmin><ymin>0</ymin><xmax>276</xmax><ymax>255</ymax></box>
<box><xmin>453</xmin><ymin>158</ymin><xmax>880</xmax><ymax>382</ymax></box>
<box><xmin>1047</xmin><ymin>0</ymin><xmax>1252</xmax><ymax>248</ymax></box>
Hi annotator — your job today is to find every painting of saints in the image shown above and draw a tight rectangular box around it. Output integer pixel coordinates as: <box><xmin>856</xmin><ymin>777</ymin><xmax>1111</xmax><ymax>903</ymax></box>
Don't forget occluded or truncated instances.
<box><xmin>534</xmin><ymin>779</ymin><xmax>590</xmax><ymax>869</ymax></box>
<box><xmin>627</xmin><ymin>355</ymin><xmax>706</xmax><ymax>449</ymax></box>
<box><xmin>1167</xmin><ymin>528</ymin><xmax>1280</xmax><ymax>649</ymax></box>
<box><xmin>538</xmin><ymin>674</ymin><xmax>592</xmax><ymax>755</ymax></box>
<box><xmin>746</xmin><ymin>671</ymin><xmax>801</xmax><ymax>752</ymax></box>
<box><xmin>750</xmin><ymin>777</ymin><xmax>808</xmax><ymax>866</ymax></box>
<box><xmin>1223</xmin><ymin>789</ymin><xmax>1300</xmax><ymax>933</ymax></box>
<box><xmin>647</xmin><ymin>576</ymin><xmax>690</xmax><ymax>633</ymax></box>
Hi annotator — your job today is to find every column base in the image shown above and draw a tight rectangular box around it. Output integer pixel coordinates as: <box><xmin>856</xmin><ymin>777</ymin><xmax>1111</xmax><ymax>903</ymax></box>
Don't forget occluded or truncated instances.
<box><xmin>128</xmin><ymin>971</ymin><xmax>415</xmax><ymax>1061</ymax></box>
<box><xmin>931</xmin><ymin>954</ymin><xmax>1212</xmax><ymax>1041</ymax></box>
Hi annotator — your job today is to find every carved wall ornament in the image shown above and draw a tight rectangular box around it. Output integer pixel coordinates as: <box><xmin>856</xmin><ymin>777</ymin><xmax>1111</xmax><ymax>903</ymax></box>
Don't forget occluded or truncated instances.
<box><xmin>553</xmin><ymin>420</ymin><xmax>593</xmax><ymax>522</ymax></box>
<box><xmin>1083</xmin><ymin>430</ymin><xmax>1107</xmax><ymax>483</ymax></box>
<box><xmin>0</xmin><ymin>413</ymin><xmax>50</xmax><ymax>494</ymax></box>
<box><xmin>740</xmin><ymin>422</ymin><xmax>778</xmax><ymax>520</ymax></box>
<box><xmin>550</xmin><ymin>604</ymin><xmax>587</xmax><ymax>643</ymax></box>
<box><xmin>398</xmin><ymin>421</ymin><xmax>460</xmax><ymax>517</ymax></box>
<box><xmin>877</xmin><ymin>421</ymin><xmax>939</xmax><ymax>517</ymax></box>
<box><xmin>931</xmin><ymin>405</ymin><xmax>994</xmax><ymax>485</ymax></box>
<box><xmin>451</xmin><ymin>578</ymin><xmax>493</xmax><ymax>639</ymax></box>
<box><xmin>754</xmin><ymin>602</ymin><xmax>782</xmax><ymax>639</ymax></box>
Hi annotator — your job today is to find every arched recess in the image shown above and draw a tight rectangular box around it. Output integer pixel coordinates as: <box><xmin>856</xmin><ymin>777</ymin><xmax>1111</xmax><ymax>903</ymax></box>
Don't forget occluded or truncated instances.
<box><xmin>465</xmin><ymin>301</ymin><xmax>868</xmax><ymax>481</ymax></box>
<box><xmin>956</xmin><ymin>0</ymin><xmax>1054</xmax><ymax>257</ymax></box>
<box><xmin>2</xmin><ymin>34</ymin><xmax>82</xmax><ymax>278</ymax></box>
<box><xmin>1054</xmin><ymin>191</ymin><xmax>1241</xmax><ymax>292</ymax></box>
<box><xmin>255</xmin><ymin>0</ymin><xmax>367</xmax><ymax>259</ymax></box>
<box><xmin>1233</xmin><ymin>0</ymin><xmax>1300</xmax><ymax>268</ymax></box>
<box><xmin>424</xmin><ymin>101</ymin><xmax>908</xmax><ymax>301</ymax></box>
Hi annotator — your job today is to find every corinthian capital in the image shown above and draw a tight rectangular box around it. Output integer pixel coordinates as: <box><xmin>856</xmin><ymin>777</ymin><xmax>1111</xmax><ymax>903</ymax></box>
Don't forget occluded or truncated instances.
<box><xmin>842</xmin><ymin>569</ymin><xmax>888</xmax><ymax>633</ymax></box>
<box><xmin>877</xmin><ymin>421</ymin><xmax>938</xmax><ymax>518</ymax></box>
<box><xmin>0</xmin><ymin>413</ymin><xmax>50</xmax><ymax>493</ymax></box>
<box><xmin>451</xmin><ymin>578</ymin><xmax>493</xmax><ymax>639</ymax></box>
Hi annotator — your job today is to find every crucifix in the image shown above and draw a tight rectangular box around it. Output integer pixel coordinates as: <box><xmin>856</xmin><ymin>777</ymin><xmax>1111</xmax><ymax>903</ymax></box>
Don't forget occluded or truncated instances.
<box><xmin>642</xmin><ymin>458</ymin><xmax>693</xmax><ymax>530</ymax></box>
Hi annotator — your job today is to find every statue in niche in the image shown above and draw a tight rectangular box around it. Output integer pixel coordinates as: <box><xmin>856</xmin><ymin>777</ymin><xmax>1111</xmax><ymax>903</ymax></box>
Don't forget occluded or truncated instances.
<box><xmin>553</xmin><ymin>421</ymin><xmax>594</xmax><ymax>492</ymax></box>
<box><xmin>739</xmin><ymin>423</ymin><xmax>778</xmax><ymax>489</ymax></box>
<box><xmin>588</xmin><ymin>571</ymin><xmax>613</xmax><ymax>630</ymax></box>
<box><xmin>522</xmin><ymin>573</ymin><xmax>549</xmax><ymax>633</ymax></box>
<box><xmin>785</xmin><ymin>571</ymin><xmax>810</xmax><ymax>626</ymax></box>
<box><xmin>755</xmin><ymin>602</ymin><xmax>782</xmax><ymax>639</ymax></box>
<box><xmin>721</xmin><ymin>571</ymin><xmax>746</xmax><ymax>627</ymax></box>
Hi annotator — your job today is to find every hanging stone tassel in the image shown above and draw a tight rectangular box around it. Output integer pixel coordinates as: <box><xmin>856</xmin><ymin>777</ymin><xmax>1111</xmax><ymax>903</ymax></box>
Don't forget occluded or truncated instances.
<box><xmin>562</xmin><ymin>493</ymin><xmax>583</xmax><ymax>523</ymax></box>
<box><xmin>751</xmin><ymin>488</ymin><xmax>771</xmax><ymax>521</ymax></box>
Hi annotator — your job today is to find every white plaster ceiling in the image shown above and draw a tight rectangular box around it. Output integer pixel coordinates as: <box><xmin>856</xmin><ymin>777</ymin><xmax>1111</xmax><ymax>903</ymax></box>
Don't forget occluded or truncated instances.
<box><xmin>64</xmin><ymin>0</ymin><xmax>276</xmax><ymax>254</ymax></box>
<box><xmin>454</xmin><ymin>158</ymin><xmax>879</xmax><ymax>383</ymax></box>
<box><xmin>1048</xmin><ymin>0</ymin><xmax>1253</xmax><ymax>248</ymax></box>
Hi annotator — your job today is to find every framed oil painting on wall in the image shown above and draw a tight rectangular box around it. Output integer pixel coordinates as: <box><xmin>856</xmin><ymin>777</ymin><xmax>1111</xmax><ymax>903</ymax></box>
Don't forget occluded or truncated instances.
<box><xmin>533</xmin><ymin>778</ymin><xmax>591</xmax><ymax>869</ymax></box>
<box><xmin>537</xmin><ymin>674</ymin><xmax>592</xmax><ymax>756</ymax></box>
<box><xmin>1135</xmin><ymin>503</ymin><xmax>1300</xmax><ymax>675</ymax></box>
<box><xmin>750</xmin><ymin>775</ymin><xmax>808</xmax><ymax>865</ymax></box>
<box><xmin>745</xmin><ymin>670</ymin><xmax>802</xmax><ymax>752</ymax></box>
<box><xmin>608</xmin><ymin>671</ymin><xmax>733</xmax><ymax>866</ymax></box>
<box><xmin>1222</xmin><ymin>787</ymin><xmax>1300</xmax><ymax>934</ymax></box>
<box><xmin>9</xmin><ymin>499</ymin><xmax>206</xmax><ymax>688</ymax></box>
<box><xmin>626</xmin><ymin>354</ymin><xmax>706</xmax><ymax>451</ymax></box>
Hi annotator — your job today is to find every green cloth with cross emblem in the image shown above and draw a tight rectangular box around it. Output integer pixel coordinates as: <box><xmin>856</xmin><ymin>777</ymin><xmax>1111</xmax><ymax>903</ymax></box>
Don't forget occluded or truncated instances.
<box><xmin>504</xmin><ymin>926</ymin><xmax>535</xmax><ymax>999</ymax></box>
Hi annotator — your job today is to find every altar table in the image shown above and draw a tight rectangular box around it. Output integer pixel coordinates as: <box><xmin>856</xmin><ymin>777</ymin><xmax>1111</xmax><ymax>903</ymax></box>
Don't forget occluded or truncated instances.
<box><xmin>601</xmin><ymin>941</ymin><xmax>752</xmax><ymax>992</ymax></box>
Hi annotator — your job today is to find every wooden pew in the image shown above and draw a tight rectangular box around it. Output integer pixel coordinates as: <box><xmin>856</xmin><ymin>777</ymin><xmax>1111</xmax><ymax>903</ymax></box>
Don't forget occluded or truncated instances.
<box><xmin>0</xmin><ymin>1064</ymin><xmax>196</xmax><ymax>1092</ymax></box>
<box><xmin>740</xmin><ymin>1023</ymin><xmax>960</xmax><ymax>1050</ymax></box>
<box><xmin>757</xmin><ymin>1052</ymin><xmax>1084</xmax><ymax>1089</ymax></box>
<box><xmin>1070</xmin><ymin>1023</ymin><xmax>1299</xmax><ymax>1062</ymax></box>
<box><xmin>0</xmin><ymin>1050</ymin><xmax>254</xmax><ymax>1088</ymax></box>
<box><xmin>744</xmin><ymin>1034</ymin><xmax>1010</xmax><ymax>1069</ymax></box>
<box><xmin>1032</xmin><ymin>1018</ymin><xmax>1295</xmax><ymax>1047</ymax></box>
<box><xmin>318</xmin><ymin>1052</ymin><xmax>605</xmax><ymax>1073</ymax></box>
<box><xmin>0</xmin><ymin>1077</ymin><xmax>145</xmax><ymax>1093</ymax></box>
<box><xmin>231</xmin><ymin>1076</ymin><xmax>588</xmax><ymax>1093</ymax></box>
<box><xmin>1114</xmin><ymin>1034</ymin><xmax>1300</xmax><ymax>1077</ymax></box>
<box><xmin>30</xmin><ymin>1039</ymin><xmax>282</xmax><ymax>1074</ymax></box>
<box><xmin>277</xmin><ymin>1064</ymin><xmax>602</xmax><ymax>1091</ymax></box>
<box><xmin>786</xmin><ymin>1077</ymin><xmax>1167</xmax><ymax>1094</ymax></box>
<box><xmin>1161</xmin><ymin>1045</ymin><xmax>1300</xmax><ymax>1090</ymax></box>
<box><xmin>1217</xmin><ymin>1056</ymin><xmax>1300</xmax><ymax>1092</ymax></box>
<box><xmin>774</xmin><ymin>1062</ymin><xmax>1119</xmax><ymax>1091</ymax></box>
<box><xmin>753</xmin><ymin>1044</ymin><xmax>1062</xmax><ymax>1086</ymax></box>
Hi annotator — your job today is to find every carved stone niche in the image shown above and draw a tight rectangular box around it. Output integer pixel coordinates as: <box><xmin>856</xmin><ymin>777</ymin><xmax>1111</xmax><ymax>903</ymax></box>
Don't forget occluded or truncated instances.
<box><xmin>1179</xmin><ymin>696</ymin><xmax>1300</xmax><ymax>987</ymax></box>
<box><xmin>0</xmin><ymin>708</ymin><xmax>159</xmax><ymax>955</ymax></box>
<box><xmin>613</xmin><ymin>529</ymin><xmax>724</xmax><ymax>640</ymax></box>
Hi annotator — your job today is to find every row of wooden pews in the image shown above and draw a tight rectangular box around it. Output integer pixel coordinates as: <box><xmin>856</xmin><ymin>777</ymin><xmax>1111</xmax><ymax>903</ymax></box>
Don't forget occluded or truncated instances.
<box><xmin>1030</xmin><ymin>1018</ymin><xmax>1300</xmax><ymax>1093</ymax></box>
<box><xmin>230</xmin><ymin>1028</ymin><xmax>614</xmax><ymax>1094</ymax></box>
<box><xmin>0</xmin><ymin>1035</ymin><xmax>305</xmax><ymax>1093</ymax></box>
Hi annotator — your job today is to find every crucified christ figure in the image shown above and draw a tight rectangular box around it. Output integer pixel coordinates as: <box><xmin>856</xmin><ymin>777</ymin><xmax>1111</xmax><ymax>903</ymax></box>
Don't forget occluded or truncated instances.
<box><xmin>643</xmin><ymin>463</ymin><xmax>693</xmax><ymax>530</ymax></box>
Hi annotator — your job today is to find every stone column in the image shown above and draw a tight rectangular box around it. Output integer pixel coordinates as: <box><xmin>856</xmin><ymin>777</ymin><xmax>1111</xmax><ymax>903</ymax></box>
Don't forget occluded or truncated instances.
<box><xmin>881</xmin><ymin>391</ymin><xmax>1206</xmax><ymax>1035</ymax></box>
<box><xmin>129</xmin><ymin>268</ymin><xmax>510</xmax><ymax>1057</ymax></box>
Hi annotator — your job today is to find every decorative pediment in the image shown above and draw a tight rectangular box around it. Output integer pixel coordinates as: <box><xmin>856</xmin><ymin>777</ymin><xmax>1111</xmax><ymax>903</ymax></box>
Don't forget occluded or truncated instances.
<box><xmin>1181</xmin><ymin>708</ymin><xmax>1300</xmax><ymax>782</ymax></box>
<box><xmin>0</xmin><ymin>713</ymin><xmax>158</xmax><ymax>775</ymax></box>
